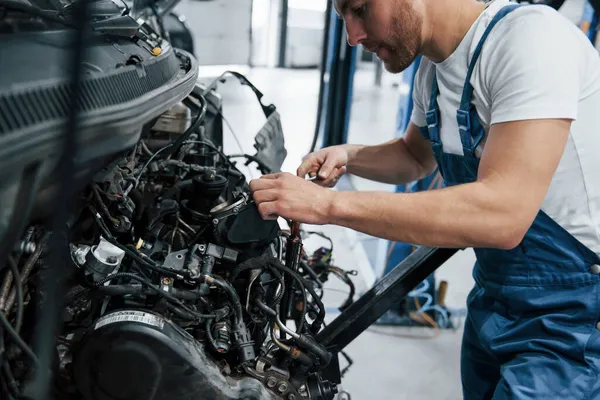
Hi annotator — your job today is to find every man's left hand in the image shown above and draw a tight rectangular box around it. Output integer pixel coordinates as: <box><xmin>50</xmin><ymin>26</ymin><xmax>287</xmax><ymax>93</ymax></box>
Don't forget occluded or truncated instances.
<box><xmin>249</xmin><ymin>172</ymin><xmax>336</xmax><ymax>225</ymax></box>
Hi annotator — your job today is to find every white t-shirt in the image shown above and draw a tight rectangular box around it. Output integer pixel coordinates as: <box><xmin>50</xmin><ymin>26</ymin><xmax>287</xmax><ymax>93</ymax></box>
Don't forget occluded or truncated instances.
<box><xmin>410</xmin><ymin>0</ymin><xmax>600</xmax><ymax>256</ymax></box>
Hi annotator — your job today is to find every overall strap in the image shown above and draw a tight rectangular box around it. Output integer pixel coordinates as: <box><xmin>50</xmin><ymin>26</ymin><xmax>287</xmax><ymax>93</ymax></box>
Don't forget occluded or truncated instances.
<box><xmin>457</xmin><ymin>3</ymin><xmax>522</xmax><ymax>152</ymax></box>
<box><xmin>424</xmin><ymin>70</ymin><xmax>441</xmax><ymax>143</ymax></box>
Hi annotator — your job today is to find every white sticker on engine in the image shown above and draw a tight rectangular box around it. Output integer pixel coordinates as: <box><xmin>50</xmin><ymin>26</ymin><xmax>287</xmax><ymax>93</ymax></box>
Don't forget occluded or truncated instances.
<box><xmin>94</xmin><ymin>310</ymin><xmax>165</xmax><ymax>330</ymax></box>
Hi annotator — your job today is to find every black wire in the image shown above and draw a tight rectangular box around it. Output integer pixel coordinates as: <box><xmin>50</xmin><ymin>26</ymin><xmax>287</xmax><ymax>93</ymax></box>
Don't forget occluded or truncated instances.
<box><xmin>306</xmin><ymin>231</ymin><xmax>334</xmax><ymax>252</ymax></box>
<box><xmin>6</xmin><ymin>257</ymin><xmax>23</xmax><ymax>334</ymax></box>
<box><xmin>300</xmin><ymin>262</ymin><xmax>323</xmax><ymax>289</ymax></box>
<box><xmin>183</xmin><ymin>140</ymin><xmax>236</xmax><ymax>169</ymax></box>
<box><xmin>164</xmin><ymin>94</ymin><xmax>207</xmax><ymax>158</ymax></box>
<box><xmin>88</xmin><ymin>206</ymin><xmax>115</xmax><ymax>241</ymax></box>
<box><xmin>210</xmin><ymin>275</ymin><xmax>243</xmax><ymax>325</ymax></box>
<box><xmin>92</xmin><ymin>185</ymin><xmax>117</xmax><ymax>225</ymax></box>
<box><xmin>268</xmin><ymin>258</ymin><xmax>325</xmax><ymax>334</ymax></box>
<box><xmin>133</xmin><ymin>143</ymin><xmax>175</xmax><ymax>186</ymax></box>
<box><xmin>228</xmin><ymin>154</ymin><xmax>272</xmax><ymax>175</ymax></box>
<box><xmin>93</xmin><ymin>272</ymin><xmax>215</xmax><ymax>319</ymax></box>
<box><xmin>261</xmin><ymin>259</ymin><xmax>308</xmax><ymax>334</ymax></box>
<box><xmin>0</xmin><ymin>309</ymin><xmax>39</xmax><ymax>368</ymax></box>
<box><xmin>2</xmin><ymin>361</ymin><xmax>19</xmax><ymax>398</ymax></box>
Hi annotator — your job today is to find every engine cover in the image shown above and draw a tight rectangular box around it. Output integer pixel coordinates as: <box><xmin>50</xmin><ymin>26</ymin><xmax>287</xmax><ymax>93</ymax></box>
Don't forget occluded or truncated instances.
<box><xmin>72</xmin><ymin>310</ymin><xmax>276</xmax><ymax>400</ymax></box>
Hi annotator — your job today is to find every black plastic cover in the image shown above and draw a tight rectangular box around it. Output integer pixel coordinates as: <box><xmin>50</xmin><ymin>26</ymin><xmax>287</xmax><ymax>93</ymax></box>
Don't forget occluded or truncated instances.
<box><xmin>72</xmin><ymin>309</ymin><xmax>276</xmax><ymax>400</ymax></box>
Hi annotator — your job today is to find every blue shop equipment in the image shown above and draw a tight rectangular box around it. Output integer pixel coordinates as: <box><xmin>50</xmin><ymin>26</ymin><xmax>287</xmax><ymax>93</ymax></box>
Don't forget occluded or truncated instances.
<box><xmin>375</xmin><ymin>56</ymin><xmax>448</xmax><ymax>328</ymax></box>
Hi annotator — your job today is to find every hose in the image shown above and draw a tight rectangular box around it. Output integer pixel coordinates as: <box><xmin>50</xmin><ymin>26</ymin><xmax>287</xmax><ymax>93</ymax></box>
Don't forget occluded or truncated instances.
<box><xmin>5</xmin><ymin>257</ymin><xmax>23</xmax><ymax>334</ymax></box>
<box><xmin>229</xmin><ymin>255</ymin><xmax>286</xmax><ymax>307</ymax></box>
<box><xmin>93</xmin><ymin>273</ymin><xmax>215</xmax><ymax>320</ymax></box>
<box><xmin>0</xmin><ymin>308</ymin><xmax>39</xmax><ymax>368</ymax></box>
<box><xmin>229</xmin><ymin>255</ymin><xmax>307</xmax><ymax>333</ymax></box>
<box><xmin>408</xmin><ymin>279</ymin><xmax>449</xmax><ymax>329</ymax></box>
<box><xmin>268</xmin><ymin>258</ymin><xmax>325</xmax><ymax>334</ymax></box>
<box><xmin>255</xmin><ymin>299</ymin><xmax>299</xmax><ymax>339</ymax></box>
<box><xmin>95</xmin><ymin>284</ymin><xmax>203</xmax><ymax>301</ymax></box>
<box><xmin>207</xmin><ymin>275</ymin><xmax>242</xmax><ymax>325</ymax></box>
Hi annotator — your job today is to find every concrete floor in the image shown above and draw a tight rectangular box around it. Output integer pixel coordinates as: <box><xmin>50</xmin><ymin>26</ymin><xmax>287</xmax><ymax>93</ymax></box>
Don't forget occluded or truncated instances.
<box><xmin>197</xmin><ymin>65</ymin><xmax>477</xmax><ymax>400</ymax></box>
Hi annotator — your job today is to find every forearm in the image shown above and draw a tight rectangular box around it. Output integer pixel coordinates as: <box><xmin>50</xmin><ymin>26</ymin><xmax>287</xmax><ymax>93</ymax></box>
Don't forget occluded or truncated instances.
<box><xmin>328</xmin><ymin>182</ymin><xmax>529</xmax><ymax>250</ymax></box>
<box><xmin>344</xmin><ymin>139</ymin><xmax>431</xmax><ymax>185</ymax></box>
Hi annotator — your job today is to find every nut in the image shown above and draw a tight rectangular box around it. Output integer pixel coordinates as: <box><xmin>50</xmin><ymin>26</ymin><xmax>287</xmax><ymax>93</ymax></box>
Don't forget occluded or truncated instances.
<box><xmin>278</xmin><ymin>382</ymin><xmax>288</xmax><ymax>393</ymax></box>
<box><xmin>266</xmin><ymin>377</ymin><xmax>277</xmax><ymax>388</ymax></box>
<box><xmin>212</xmin><ymin>218</ymin><xmax>219</xmax><ymax>225</ymax></box>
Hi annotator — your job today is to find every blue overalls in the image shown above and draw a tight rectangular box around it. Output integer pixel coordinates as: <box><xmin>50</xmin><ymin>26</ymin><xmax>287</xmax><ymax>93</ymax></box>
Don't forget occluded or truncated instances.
<box><xmin>419</xmin><ymin>4</ymin><xmax>600</xmax><ymax>399</ymax></box>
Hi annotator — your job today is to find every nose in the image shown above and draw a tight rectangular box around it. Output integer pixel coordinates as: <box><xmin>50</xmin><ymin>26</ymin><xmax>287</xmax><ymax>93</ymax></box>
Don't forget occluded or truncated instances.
<box><xmin>345</xmin><ymin>19</ymin><xmax>367</xmax><ymax>47</ymax></box>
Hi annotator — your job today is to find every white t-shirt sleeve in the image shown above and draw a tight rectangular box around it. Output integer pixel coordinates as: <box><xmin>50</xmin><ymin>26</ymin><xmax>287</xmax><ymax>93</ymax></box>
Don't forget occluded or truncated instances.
<box><xmin>480</xmin><ymin>9</ymin><xmax>582</xmax><ymax>125</ymax></box>
<box><xmin>409</xmin><ymin>61</ymin><xmax>429</xmax><ymax>128</ymax></box>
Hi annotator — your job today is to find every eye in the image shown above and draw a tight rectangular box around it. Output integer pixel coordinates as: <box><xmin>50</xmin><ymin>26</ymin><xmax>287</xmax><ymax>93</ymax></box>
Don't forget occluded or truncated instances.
<box><xmin>352</xmin><ymin>4</ymin><xmax>367</xmax><ymax>18</ymax></box>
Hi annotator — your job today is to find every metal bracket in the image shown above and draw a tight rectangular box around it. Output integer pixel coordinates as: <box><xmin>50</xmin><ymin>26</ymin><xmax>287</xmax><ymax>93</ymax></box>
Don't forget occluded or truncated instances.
<box><xmin>315</xmin><ymin>246</ymin><xmax>460</xmax><ymax>353</ymax></box>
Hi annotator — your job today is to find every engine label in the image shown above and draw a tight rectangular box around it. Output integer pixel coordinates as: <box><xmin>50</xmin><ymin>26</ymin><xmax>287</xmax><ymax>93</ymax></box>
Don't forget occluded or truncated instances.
<box><xmin>94</xmin><ymin>310</ymin><xmax>165</xmax><ymax>330</ymax></box>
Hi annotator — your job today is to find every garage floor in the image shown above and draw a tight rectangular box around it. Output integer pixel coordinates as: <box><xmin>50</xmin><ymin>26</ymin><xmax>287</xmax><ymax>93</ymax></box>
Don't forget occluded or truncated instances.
<box><xmin>197</xmin><ymin>65</ymin><xmax>477</xmax><ymax>400</ymax></box>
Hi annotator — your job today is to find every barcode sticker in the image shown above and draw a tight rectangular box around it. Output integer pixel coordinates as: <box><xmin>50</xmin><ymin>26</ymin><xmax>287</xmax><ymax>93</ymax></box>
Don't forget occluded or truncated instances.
<box><xmin>94</xmin><ymin>310</ymin><xmax>165</xmax><ymax>330</ymax></box>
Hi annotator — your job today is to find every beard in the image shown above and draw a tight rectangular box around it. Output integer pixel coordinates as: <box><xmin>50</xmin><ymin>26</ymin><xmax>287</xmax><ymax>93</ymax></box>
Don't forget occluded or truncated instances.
<box><xmin>375</xmin><ymin>1</ymin><xmax>422</xmax><ymax>73</ymax></box>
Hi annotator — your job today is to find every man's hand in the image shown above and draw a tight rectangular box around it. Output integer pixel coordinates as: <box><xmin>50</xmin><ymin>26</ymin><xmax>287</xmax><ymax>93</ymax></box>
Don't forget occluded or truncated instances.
<box><xmin>296</xmin><ymin>146</ymin><xmax>349</xmax><ymax>187</ymax></box>
<box><xmin>249</xmin><ymin>172</ymin><xmax>336</xmax><ymax>225</ymax></box>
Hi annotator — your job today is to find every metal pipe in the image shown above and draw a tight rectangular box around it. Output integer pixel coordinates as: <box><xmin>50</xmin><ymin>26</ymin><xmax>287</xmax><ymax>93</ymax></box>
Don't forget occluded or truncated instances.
<box><xmin>4</xmin><ymin>233</ymin><xmax>49</xmax><ymax>313</ymax></box>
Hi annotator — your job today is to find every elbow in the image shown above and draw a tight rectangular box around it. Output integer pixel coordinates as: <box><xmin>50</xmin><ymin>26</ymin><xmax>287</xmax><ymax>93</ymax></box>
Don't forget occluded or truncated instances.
<box><xmin>471</xmin><ymin>215</ymin><xmax>531</xmax><ymax>250</ymax></box>
<box><xmin>493</xmin><ymin>228</ymin><xmax>527</xmax><ymax>250</ymax></box>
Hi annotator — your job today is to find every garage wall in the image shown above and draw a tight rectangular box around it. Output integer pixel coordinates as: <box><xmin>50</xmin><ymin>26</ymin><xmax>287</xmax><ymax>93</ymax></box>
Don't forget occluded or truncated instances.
<box><xmin>174</xmin><ymin>0</ymin><xmax>253</xmax><ymax>66</ymax></box>
<box><xmin>286</xmin><ymin>7</ymin><xmax>326</xmax><ymax>68</ymax></box>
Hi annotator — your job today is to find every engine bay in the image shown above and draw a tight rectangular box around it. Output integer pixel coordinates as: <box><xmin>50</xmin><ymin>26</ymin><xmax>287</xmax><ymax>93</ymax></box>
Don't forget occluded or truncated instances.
<box><xmin>0</xmin><ymin>0</ymin><xmax>358</xmax><ymax>397</ymax></box>
<box><xmin>0</xmin><ymin>78</ymin><xmax>358</xmax><ymax>399</ymax></box>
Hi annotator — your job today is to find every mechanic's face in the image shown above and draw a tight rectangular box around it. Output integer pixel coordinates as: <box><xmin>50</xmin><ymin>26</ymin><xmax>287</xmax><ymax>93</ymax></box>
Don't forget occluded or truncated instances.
<box><xmin>335</xmin><ymin>0</ymin><xmax>422</xmax><ymax>73</ymax></box>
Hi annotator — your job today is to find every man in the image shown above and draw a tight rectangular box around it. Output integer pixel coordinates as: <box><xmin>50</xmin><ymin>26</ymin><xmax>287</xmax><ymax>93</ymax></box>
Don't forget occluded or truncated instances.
<box><xmin>249</xmin><ymin>0</ymin><xmax>600</xmax><ymax>398</ymax></box>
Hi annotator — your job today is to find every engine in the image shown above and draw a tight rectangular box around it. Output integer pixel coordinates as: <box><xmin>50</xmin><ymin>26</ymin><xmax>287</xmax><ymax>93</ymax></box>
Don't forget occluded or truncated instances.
<box><xmin>0</xmin><ymin>77</ymin><xmax>356</xmax><ymax>399</ymax></box>
<box><xmin>0</xmin><ymin>0</ymin><xmax>359</xmax><ymax>397</ymax></box>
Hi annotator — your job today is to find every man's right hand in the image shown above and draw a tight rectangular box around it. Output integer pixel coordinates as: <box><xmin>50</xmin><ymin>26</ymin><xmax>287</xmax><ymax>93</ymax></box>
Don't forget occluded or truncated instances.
<box><xmin>296</xmin><ymin>145</ymin><xmax>349</xmax><ymax>187</ymax></box>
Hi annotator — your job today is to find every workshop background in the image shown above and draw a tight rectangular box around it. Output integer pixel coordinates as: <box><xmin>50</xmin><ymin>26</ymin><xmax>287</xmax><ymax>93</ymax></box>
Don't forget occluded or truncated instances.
<box><xmin>169</xmin><ymin>0</ymin><xmax>599</xmax><ymax>398</ymax></box>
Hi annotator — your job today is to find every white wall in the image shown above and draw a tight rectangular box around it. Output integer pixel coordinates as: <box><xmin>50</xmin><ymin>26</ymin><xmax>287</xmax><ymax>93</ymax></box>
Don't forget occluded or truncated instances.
<box><xmin>174</xmin><ymin>0</ymin><xmax>253</xmax><ymax>66</ymax></box>
<box><xmin>286</xmin><ymin>7</ymin><xmax>326</xmax><ymax>68</ymax></box>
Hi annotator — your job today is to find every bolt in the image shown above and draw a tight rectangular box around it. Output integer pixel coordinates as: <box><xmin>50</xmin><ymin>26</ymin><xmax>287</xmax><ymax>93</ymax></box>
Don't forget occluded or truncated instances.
<box><xmin>198</xmin><ymin>244</ymin><xmax>206</xmax><ymax>252</ymax></box>
<box><xmin>233</xmin><ymin>206</ymin><xmax>240</xmax><ymax>214</ymax></box>
<box><xmin>15</xmin><ymin>241</ymin><xmax>36</xmax><ymax>254</ymax></box>
<box><xmin>161</xmin><ymin>277</ymin><xmax>172</xmax><ymax>286</ymax></box>
<box><xmin>288</xmin><ymin>395</ymin><xmax>296</xmax><ymax>400</ymax></box>
<box><xmin>266</xmin><ymin>377</ymin><xmax>277</xmax><ymax>388</ymax></box>
<box><xmin>278</xmin><ymin>382</ymin><xmax>288</xmax><ymax>393</ymax></box>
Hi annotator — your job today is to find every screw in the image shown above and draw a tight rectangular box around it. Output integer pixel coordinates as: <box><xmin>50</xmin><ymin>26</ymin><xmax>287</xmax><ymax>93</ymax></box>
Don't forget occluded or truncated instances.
<box><xmin>278</xmin><ymin>382</ymin><xmax>288</xmax><ymax>393</ymax></box>
<box><xmin>266</xmin><ymin>377</ymin><xmax>277</xmax><ymax>388</ymax></box>
<box><xmin>161</xmin><ymin>277</ymin><xmax>172</xmax><ymax>286</ymax></box>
